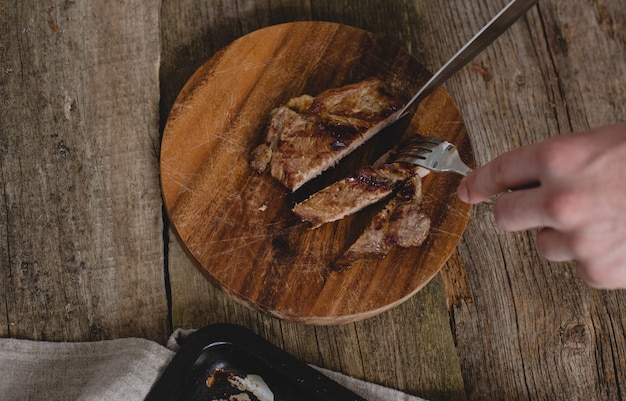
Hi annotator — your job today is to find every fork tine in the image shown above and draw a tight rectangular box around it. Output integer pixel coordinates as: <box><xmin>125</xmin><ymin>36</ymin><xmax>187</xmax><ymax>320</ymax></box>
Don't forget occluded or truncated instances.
<box><xmin>390</xmin><ymin>135</ymin><xmax>472</xmax><ymax>176</ymax></box>
<box><xmin>393</xmin><ymin>136</ymin><xmax>441</xmax><ymax>159</ymax></box>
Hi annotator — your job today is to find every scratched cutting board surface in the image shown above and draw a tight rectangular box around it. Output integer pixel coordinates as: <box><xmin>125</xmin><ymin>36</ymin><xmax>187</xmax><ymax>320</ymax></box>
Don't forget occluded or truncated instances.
<box><xmin>161</xmin><ymin>22</ymin><xmax>474</xmax><ymax>325</ymax></box>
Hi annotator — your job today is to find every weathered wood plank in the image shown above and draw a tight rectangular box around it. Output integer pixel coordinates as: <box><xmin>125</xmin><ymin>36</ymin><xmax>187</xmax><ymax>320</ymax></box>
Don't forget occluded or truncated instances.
<box><xmin>411</xmin><ymin>0</ymin><xmax>626</xmax><ymax>399</ymax></box>
<box><xmin>2</xmin><ymin>0</ymin><xmax>621</xmax><ymax>400</ymax></box>
<box><xmin>161</xmin><ymin>1</ymin><xmax>466</xmax><ymax>399</ymax></box>
<box><xmin>0</xmin><ymin>0</ymin><xmax>168</xmax><ymax>342</ymax></box>
<box><xmin>168</xmin><ymin>237</ymin><xmax>466</xmax><ymax>400</ymax></box>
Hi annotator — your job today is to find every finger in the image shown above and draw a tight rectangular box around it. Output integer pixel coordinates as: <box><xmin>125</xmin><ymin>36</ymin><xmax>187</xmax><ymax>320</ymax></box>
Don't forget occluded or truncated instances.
<box><xmin>534</xmin><ymin>227</ymin><xmax>576</xmax><ymax>262</ymax></box>
<box><xmin>492</xmin><ymin>187</ymin><xmax>549</xmax><ymax>231</ymax></box>
<box><xmin>573</xmin><ymin>241</ymin><xmax>626</xmax><ymax>289</ymax></box>
<box><xmin>576</xmin><ymin>262</ymin><xmax>626</xmax><ymax>290</ymax></box>
<box><xmin>462</xmin><ymin>144</ymin><xmax>542</xmax><ymax>204</ymax></box>
<box><xmin>575</xmin><ymin>262</ymin><xmax>606</xmax><ymax>288</ymax></box>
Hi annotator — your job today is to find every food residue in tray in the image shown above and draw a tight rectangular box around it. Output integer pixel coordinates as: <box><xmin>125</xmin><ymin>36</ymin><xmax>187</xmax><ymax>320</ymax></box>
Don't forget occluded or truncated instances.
<box><xmin>206</xmin><ymin>367</ymin><xmax>275</xmax><ymax>401</ymax></box>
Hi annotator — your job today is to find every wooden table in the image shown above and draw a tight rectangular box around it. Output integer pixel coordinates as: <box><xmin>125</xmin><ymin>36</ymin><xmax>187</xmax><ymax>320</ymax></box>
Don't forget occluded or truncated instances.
<box><xmin>1</xmin><ymin>1</ymin><xmax>624</xmax><ymax>400</ymax></box>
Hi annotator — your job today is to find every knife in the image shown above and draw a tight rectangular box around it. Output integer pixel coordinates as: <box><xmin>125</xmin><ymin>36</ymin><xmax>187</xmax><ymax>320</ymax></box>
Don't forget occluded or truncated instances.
<box><xmin>395</xmin><ymin>0</ymin><xmax>540</xmax><ymax>119</ymax></box>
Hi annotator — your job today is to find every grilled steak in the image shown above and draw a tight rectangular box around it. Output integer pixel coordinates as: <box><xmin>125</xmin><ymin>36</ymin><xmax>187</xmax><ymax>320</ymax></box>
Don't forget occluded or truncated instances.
<box><xmin>292</xmin><ymin>139</ymin><xmax>429</xmax><ymax>228</ymax></box>
<box><xmin>250</xmin><ymin>77</ymin><xmax>403</xmax><ymax>191</ymax></box>
<box><xmin>292</xmin><ymin>161</ymin><xmax>423</xmax><ymax>228</ymax></box>
<box><xmin>334</xmin><ymin>174</ymin><xmax>431</xmax><ymax>270</ymax></box>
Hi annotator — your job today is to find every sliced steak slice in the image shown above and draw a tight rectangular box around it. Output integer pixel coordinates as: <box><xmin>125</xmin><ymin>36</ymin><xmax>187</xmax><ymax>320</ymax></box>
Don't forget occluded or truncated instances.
<box><xmin>250</xmin><ymin>77</ymin><xmax>403</xmax><ymax>191</ymax></box>
<box><xmin>291</xmin><ymin>138</ymin><xmax>430</xmax><ymax>228</ymax></box>
<box><xmin>292</xmin><ymin>161</ymin><xmax>421</xmax><ymax>228</ymax></box>
<box><xmin>334</xmin><ymin>174</ymin><xmax>431</xmax><ymax>270</ymax></box>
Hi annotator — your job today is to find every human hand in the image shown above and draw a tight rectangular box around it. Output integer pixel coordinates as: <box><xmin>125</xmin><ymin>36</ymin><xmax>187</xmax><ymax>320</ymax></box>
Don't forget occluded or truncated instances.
<box><xmin>457</xmin><ymin>123</ymin><xmax>626</xmax><ymax>289</ymax></box>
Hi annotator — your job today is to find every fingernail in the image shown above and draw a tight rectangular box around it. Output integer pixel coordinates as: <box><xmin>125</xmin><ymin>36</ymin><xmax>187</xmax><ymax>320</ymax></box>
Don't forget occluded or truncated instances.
<box><xmin>457</xmin><ymin>178</ymin><xmax>469</xmax><ymax>203</ymax></box>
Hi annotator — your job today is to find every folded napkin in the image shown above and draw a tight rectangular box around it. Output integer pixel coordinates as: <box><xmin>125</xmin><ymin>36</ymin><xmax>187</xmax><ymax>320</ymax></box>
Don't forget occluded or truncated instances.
<box><xmin>0</xmin><ymin>331</ymin><xmax>427</xmax><ymax>401</ymax></box>
<box><xmin>0</xmin><ymin>337</ymin><xmax>173</xmax><ymax>401</ymax></box>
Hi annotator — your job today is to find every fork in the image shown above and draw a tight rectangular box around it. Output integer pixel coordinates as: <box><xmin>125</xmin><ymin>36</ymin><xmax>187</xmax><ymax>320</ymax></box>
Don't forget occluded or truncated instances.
<box><xmin>377</xmin><ymin>0</ymin><xmax>538</xmax><ymax>175</ymax></box>
<box><xmin>392</xmin><ymin>135</ymin><xmax>473</xmax><ymax>176</ymax></box>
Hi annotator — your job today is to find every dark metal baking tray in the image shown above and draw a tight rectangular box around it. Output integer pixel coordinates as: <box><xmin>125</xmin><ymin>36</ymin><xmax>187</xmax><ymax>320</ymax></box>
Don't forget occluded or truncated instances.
<box><xmin>145</xmin><ymin>323</ymin><xmax>366</xmax><ymax>401</ymax></box>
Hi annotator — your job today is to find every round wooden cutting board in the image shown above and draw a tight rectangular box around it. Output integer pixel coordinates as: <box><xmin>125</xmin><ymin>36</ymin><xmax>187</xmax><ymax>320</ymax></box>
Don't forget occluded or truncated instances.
<box><xmin>161</xmin><ymin>22</ymin><xmax>474</xmax><ymax>325</ymax></box>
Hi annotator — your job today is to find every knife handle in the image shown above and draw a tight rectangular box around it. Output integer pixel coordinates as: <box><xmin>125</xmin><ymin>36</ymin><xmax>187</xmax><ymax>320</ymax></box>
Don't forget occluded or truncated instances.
<box><xmin>399</xmin><ymin>0</ymin><xmax>539</xmax><ymax>116</ymax></box>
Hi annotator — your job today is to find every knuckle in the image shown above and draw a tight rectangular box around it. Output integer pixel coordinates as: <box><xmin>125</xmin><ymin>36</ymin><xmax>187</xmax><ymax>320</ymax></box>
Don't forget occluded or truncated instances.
<box><xmin>536</xmin><ymin>139</ymin><xmax>585</xmax><ymax>175</ymax></box>
<box><xmin>537</xmin><ymin>142</ymin><xmax>565</xmax><ymax>172</ymax></box>
<box><xmin>541</xmin><ymin>190</ymin><xmax>585</xmax><ymax>227</ymax></box>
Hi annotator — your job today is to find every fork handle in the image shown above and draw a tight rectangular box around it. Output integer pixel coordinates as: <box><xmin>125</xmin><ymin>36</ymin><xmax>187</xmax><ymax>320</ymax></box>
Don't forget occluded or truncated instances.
<box><xmin>450</xmin><ymin>162</ymin><xmax>473</xmax><ymax>176</ymax></box>
<box><xmin>441</xmin><ymin>157</ymin><xmax>472</xmax><ymax>176</ymax></box>
<box><xmin>399</xmin><ymin>0</ymin><xmax>539</xmax><ymax>116</ymax></box>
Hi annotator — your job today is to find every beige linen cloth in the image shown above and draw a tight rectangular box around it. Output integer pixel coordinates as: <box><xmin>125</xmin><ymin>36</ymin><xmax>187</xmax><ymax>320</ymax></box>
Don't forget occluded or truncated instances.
<box><xmin>0</xmin><ymin>330</ymin><xmax>427</xmax><ymax>401</ymax></box>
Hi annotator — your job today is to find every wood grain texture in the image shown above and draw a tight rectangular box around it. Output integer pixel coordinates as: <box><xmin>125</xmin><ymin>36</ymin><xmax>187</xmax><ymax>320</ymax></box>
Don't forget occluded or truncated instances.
<box><xmin>411</xmin><ymin>0</ymin><xmax>626</xmax><ymax>399</ymax></box>
<box><xmin>160</xmin><ymin>1</ymin><xmax>467</xmax><ymax>399</ymax></box>
<box><xmin>161</xmin><ymin>0</ymin><xmax>626</xmax><ymax>399</ymax></box>
<box><xmin>2</xmin><ymin>0</ymin><xmax>624</xmax><ymax>400</ymax></box>
<box><xmin>0</xmin><ymin>0</ymin><xmax>169</xmax><ymax>342</ymax></box>
<box><xmin>167</xmin><ymin>237</ymin><xmax>466</xmax><ymax>401</ymax></box>
<box><xmin>161</xmin><ymin>21</ymin><xmax>472</xmax><ymax>324</ymax></box>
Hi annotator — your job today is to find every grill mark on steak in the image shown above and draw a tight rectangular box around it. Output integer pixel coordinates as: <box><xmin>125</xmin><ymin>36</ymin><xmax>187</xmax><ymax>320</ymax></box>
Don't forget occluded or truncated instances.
<box><xmin>250</xmin><ymin>77</ymin><xmax>403</xmax><ymax>191</ymax></box>
<box><xmin>291</xmin><ymin>161</ymin><xmax>421</xmax><ymax>228</ymax></box>
<box><xmin>349</xmin><ymin>166</ymin><xmax>391</xmax><ymax>191</ymax></box>
<box><xmin>291</xmin><ymin>138</ymin><xmax>430</xmax><ymax>229</ymax></box>
<box><xmin>334</xmin><ymin>174</ymin><xmax>430</xmax><ymax>270</ymax></box>
<box><xmin>249</xmin><ymin>78</ymin><xmax>432</xmax><ymax>269</ymax></box>
<box><xmin>313</xmin><ymin>120</ymin><xmax>367</xmax><ymax>152</ymax></box>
